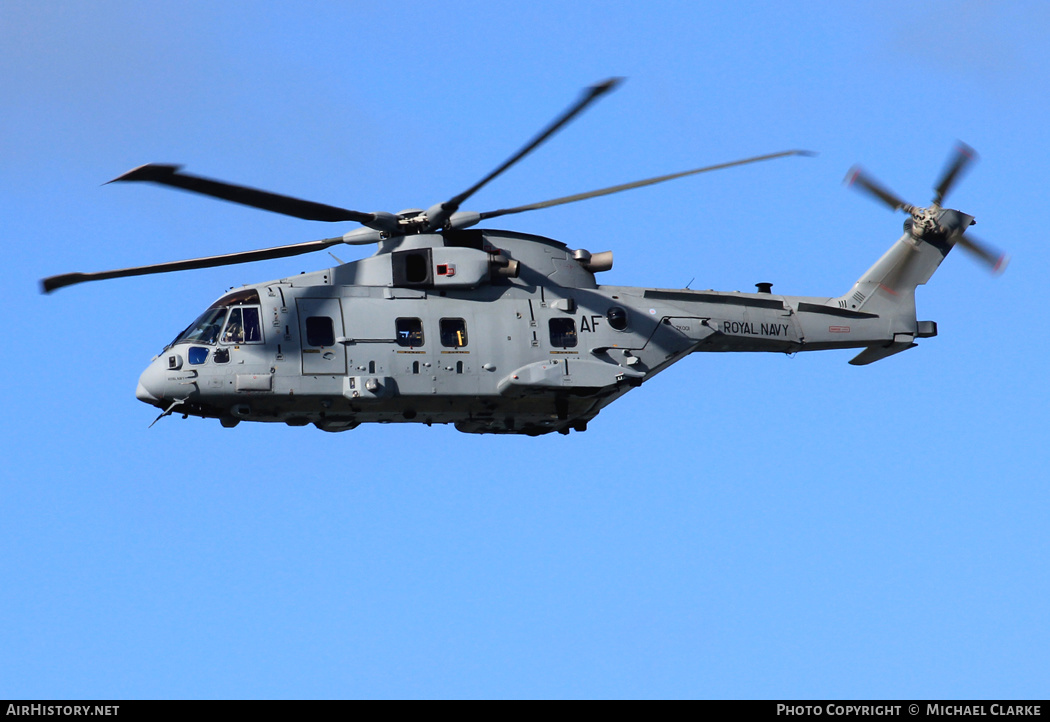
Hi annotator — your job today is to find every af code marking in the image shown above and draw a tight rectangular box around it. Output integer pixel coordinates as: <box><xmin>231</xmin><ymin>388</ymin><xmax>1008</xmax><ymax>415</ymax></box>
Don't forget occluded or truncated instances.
<box><xmin>579</xmin><ymin>315</ymin><xmax>603</xmax><ymax>332</ymax></box>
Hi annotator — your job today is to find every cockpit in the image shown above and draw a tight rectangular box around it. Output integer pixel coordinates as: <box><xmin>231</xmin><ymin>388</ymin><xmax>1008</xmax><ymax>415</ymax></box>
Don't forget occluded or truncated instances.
<box><xmin>168</xmin><ymin>288</ymin><xmax>264</xmax><ymax>350</ymax></box>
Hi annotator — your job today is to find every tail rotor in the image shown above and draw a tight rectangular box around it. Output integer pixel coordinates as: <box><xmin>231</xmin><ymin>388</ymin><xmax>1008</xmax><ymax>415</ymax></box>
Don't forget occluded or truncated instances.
<box><xmin>845</xmin><ymin>143</ymin><xmax>1007</xmax><ymax>274</ymax></box>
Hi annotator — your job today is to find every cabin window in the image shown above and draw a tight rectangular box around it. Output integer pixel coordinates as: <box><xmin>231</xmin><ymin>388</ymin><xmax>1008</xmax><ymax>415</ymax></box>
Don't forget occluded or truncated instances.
<box><xmin>188</xmin><ymin>346</ymin><xmax>209</xmax><ymax>365</ymax></box>
<box><xmin>221</xmin><ymin>306</ymin><xmax>263</xmax><ymax>344</ymax></box>
<box><xmin>548</xmin><ymin>318</ymin><xmax>578</xmax><ymax>348</ymax></box>
<box><xmin>440</xmin><ymin>318</ymin><xmax>468</xmax><ymax>348</ymax></box>
<box><xmin>305</xmin><ymin>316</ymin><xmax>335</xmax><ymax>347</ymax></box>
<box><xmin>396</xmin><ymin>318</ymin><xmax>424</xmax><ymax>347</ymax></box>
<box><xmin>606</xmin><ymin>306</ymin><xmax>629</xmax><ymax>331</ymax></box>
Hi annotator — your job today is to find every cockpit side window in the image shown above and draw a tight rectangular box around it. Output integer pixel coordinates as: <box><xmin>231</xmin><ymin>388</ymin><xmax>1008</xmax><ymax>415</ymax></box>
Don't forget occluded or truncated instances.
<box><xmin>221</xmin><ymin>306</ymin><xmax>263</xmax><ymax>345</ymax></box>
<box><xmin>242</xmin><ymin>307</ymin><xmax>261</xmax><ymax>342</ymax></box>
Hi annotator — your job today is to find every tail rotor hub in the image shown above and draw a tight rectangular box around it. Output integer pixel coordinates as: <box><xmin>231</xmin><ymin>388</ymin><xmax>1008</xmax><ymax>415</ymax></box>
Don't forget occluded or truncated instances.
<box><xmin>907</xmin><ymin>206</ymin><xmax>942</xmax><ymax>239</ymax></box>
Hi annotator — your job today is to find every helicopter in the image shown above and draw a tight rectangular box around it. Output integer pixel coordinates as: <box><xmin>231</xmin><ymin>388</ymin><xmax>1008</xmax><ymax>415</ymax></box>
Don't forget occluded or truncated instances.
<box><xmin>42</xmin><ymin>78</ymin><xmax>1006</xmax><ymax>436</ymax></box>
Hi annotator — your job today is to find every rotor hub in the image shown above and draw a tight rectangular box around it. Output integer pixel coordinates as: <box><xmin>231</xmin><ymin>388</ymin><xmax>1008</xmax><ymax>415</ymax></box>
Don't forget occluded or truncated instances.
<box><xmin>908</xmin><ymin>206</ymin><xmax>942</xmax><ymax>238</ymax></box>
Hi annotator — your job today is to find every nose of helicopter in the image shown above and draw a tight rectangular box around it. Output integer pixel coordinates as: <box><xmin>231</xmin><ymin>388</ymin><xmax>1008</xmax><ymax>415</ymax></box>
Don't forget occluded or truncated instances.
<box><xmin>136</xmin><ymin>359</ymin><xmax>168</xmax><ymax>407</ymax></box>
<box><xmin>135</xmin><ymin>380</ymin><xmax>157</xmax><ymax>404</ymax></box>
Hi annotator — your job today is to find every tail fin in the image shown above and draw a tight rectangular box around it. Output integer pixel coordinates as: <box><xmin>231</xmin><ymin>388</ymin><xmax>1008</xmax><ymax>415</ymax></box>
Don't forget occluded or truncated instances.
<box><xmin>833</xmin><ymin>222</ymin><xmax>964</xmax><ymax>365</ymax></box>
<box><xmin>835</xmin><ymin>230</ymin><xmax>953</xmax><ymax>321</ymax></box>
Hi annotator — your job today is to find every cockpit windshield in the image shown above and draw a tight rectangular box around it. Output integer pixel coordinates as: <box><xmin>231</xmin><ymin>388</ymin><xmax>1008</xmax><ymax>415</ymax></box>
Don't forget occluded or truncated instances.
<box><xmin>171</xmin><ymin>307</ymin><xmax>227</xmax><ymax>347</ymax></box>
<box><xmin>168</xmin><ymin>289</ymin><xmax>262</xmax><ymax>349</ymax></box>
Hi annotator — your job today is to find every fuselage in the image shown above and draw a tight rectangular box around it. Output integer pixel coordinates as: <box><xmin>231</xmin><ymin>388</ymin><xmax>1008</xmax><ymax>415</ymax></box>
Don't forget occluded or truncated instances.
<box><xmin>136</xmin><ymin>227</ymin><xmax>938</xmax><ymax>435</ymax></box>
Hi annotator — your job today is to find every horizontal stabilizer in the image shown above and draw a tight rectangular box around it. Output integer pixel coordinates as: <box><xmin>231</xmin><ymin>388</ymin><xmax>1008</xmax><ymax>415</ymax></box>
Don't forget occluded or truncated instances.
<box><xmin>849</xmin><ymin>341</ymin><xmax>917</xmax><ymax>366</ymax></box>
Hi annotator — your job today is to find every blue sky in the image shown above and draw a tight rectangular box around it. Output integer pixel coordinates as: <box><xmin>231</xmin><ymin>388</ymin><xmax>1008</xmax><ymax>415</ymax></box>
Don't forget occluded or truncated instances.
<box><xmin>2</xmin><ymin>0</ymin><xmax>1048</xmax><ymax>699</ymax></box>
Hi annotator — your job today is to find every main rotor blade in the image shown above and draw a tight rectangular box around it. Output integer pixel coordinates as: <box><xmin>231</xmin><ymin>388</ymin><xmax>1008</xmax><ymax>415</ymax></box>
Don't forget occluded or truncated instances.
<box><xmin>477</xmin><ymin>150</ymin><xmax>813</xmax><ymax>222</ymax></box>
<box><xmin>845</xmin><ymin>166</ymin><xmax>910</xmax><ymax>212</ymax></box>
<box><xmin>41</xmin><ymin>236</ymin><xmax>346</xmax><ymax>293</ymax></box>
<box><xmin>110</xmin><ymin>164</ymin><xmax>386</xmax><ymax>226</ymax></box>
<box><xmin>951</xmin><ymin>230</ymin><xmax>1008</xmax><ymax>274</ymax></box>
<box><xmin>933</xmin><ymin>142</ymin><xmax>976</xmax><ymax>207</ymax></box>
<box><xmin>424</xmin><ymin>77</ymin><xmax>623</xmax><ymax>231</ymax></box>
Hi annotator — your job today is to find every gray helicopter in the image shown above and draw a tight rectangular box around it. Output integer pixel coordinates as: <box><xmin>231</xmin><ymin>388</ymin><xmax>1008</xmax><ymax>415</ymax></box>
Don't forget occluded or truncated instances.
<box><xmin>42</xmin><ymin>79</ymin><xmax>1006</xmax><ymax>435</ymax></box>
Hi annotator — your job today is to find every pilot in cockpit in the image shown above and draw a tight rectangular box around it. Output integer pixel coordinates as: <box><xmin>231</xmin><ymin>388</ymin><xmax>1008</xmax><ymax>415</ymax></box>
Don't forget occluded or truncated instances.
<box><xmin>222</xmin><ymin>315</ymin><xmax>243</xmax><ymax>344</ymax></box>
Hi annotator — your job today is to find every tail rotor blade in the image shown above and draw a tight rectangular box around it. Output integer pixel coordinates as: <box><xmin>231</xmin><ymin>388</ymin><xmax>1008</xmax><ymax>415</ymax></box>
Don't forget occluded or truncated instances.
<box><xmin>951</xmin><ymin>230</ymin><xmax>1008</xmax><ymax>274</ymax></box>
<box><xmin>932</xmin><ymin>142</ymin><xmax>977</xmax><ymax>207</ymax></box>
<box><xmin>845</xmin><ymin>166</ymin><xmax>910</xmax><ymax>212</ymax></box>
